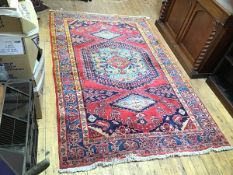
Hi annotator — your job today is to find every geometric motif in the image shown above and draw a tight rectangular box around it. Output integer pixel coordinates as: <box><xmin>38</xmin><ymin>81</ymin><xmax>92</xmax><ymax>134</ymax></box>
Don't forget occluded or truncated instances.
<box><xmin>145</xmin><ymin>85</ymin><xmax>178</xmax><ymax>99</ymax></box>
<box><xmin>83</xmin><ymin>89</ymin><xmax>118</xmax><ymax>103</ymax></box>
<box><xmin>126</xmin><ymin>34</ymin><xmax>146</xmax><ymax>44</ymax></box>
<box><xmin>92</xmin><ymin>29</ymin><xmax>121</xmax><ymax>39</ymax></box>
<box><xmin>111</xmin><ymin>94</ymin><xmax>156</xmax><ymax>112</ymax></box>
<box><xmin>109</xmin><ymin>22</ymin><xmax>137</xmax><ymax>31</ymax></box>
<box><xmin>69</xmin><ymin>20</ymin><xmax>97</xmax><ymax>29</ymax></box>
<box><xmin>71</xmin><ymin>34</ymin><xmax>93</xmax><ymax>45</ymax></box>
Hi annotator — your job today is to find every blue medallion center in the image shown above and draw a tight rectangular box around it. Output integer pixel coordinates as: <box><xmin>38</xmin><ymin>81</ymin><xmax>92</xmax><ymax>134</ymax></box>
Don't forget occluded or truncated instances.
<box><xmin>82</xmin><ymin>42</ymin><xmax>158</xmax><ymax>89</ymax></box>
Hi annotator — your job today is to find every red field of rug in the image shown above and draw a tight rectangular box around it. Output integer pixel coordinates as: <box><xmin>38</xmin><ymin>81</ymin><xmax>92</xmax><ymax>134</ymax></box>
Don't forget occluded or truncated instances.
<box><xmin>49</xmin><ymin>11</ymin><xmax>232</xmax><ymax>172</ymax></box>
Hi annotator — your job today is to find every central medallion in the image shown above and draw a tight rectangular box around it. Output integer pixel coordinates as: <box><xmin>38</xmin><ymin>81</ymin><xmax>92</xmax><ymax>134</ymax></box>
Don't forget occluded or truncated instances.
<box><xmin>107</xmin><ymin>56</ymin><xmax>130</xmax><ymax>71</ymax></box>
<box><xmin>82</xmin><ymin>42</ymin><xmax>158</xmax><ymax>89</ymax></box>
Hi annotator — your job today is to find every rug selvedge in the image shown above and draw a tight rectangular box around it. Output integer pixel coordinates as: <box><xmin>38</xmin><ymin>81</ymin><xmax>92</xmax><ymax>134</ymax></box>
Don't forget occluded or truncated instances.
<box><xmin>49</xmin><ymin>11</ymin><xmax>233</xmax><ymax>172</ymax></box>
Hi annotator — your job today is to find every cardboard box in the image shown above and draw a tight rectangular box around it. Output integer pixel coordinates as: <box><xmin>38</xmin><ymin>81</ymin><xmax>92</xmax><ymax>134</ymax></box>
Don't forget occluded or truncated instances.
<box><xmin>0</xmin><ymin>16</ymin><xmax>23</xmax><ymax>34</ymax></box>
<box><xmin>33</xmin><ymin>49</ymin><xmax>45</xmax><ymax>119</ymax></box>
<box><xmin>0</xmin><ymin>34</ymin><xmax>40</xmax><ymax>79</ymax></box>
<box><xmin>34</xmin><ymin>69</ymin><xmax>45</xmax><ymax>95</ymax></box>
<box><xmin>0</xmin><ymin>0</ymin><xmax>18</xmax><ymax>10</ymax></box>
<box><xmin>34</xmin><ymin>91</ymin><xmax>44</xmax><ymax>119</ymax></box>
<box><xmin>0</xmin><ymin>0</ymin><xmax>39</xmax><ymax>36</ymax></box>
<box><xmin>33</xmin><ymin>48</ymin><xmax>44</xmax><ymax>86</ymax></box>
<box><xmin>0</xmin><ymin>0</ymin><xmax>40</xmax><ymax>79</ymax></box>
<box><xmin>34</xmin><ymin>70</ymin><xmax>45</xmax><ymax>119</ymax></box>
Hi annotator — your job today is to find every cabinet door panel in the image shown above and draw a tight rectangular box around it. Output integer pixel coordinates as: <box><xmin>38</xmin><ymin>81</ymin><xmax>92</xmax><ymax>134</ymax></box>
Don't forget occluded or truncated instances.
<box><xmin>167</xmin><ymin>0</ymin><xmax>193</xmax><ymax>38</ymax></box>
<box><xmin>181</xmin><ymin>4</ymin><xmax>215</xmax><ymax>63</ymax></box>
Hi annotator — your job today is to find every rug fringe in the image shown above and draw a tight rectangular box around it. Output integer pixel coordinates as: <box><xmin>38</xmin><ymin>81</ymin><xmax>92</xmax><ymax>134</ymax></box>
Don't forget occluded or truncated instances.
<box><xmin>49</xmin><ymin>9</ymin><xmax>150</xmax><ymax>19</ymax></box>
<box><xmin>58</xmin><ymin>146</ymin><xmax>233</xmax><ymax>173</ymax></box>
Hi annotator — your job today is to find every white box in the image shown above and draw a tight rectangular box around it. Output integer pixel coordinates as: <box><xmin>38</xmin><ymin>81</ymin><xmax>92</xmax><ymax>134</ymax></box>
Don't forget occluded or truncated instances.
<box><xmin>34</xmin><ymin>70</ymin><xmax>45</xmax><ymax>119</ymax></box>
<box><xmin>0</xmin><ymin>0</ymin><xmax>39</xmax><ymax>36</ymax></box>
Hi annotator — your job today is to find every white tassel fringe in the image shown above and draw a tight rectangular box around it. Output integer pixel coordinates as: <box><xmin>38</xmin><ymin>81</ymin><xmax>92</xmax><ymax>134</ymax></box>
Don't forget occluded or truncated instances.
<box><xmin>50</xmin><ymin>10</ymin><xmax>151</xmax><ymax>19</ymax></box>
<box><xmin>58</xmin><ymin>146</ymin><xmax>233</xmax><ymax>173</ymax></box>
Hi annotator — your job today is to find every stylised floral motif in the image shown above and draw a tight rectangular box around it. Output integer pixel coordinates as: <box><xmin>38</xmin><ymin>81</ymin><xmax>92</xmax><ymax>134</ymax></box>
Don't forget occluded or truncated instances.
<box><xmin>86</xmin><ymin>113</ymin><xmax>139</xmax><ymax>136</ymax></box>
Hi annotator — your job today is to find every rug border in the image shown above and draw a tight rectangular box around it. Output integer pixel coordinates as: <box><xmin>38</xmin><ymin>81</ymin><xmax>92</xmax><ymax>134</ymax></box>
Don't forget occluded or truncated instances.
<box><xmin>49</xmin><ymin>11</ymin><xmax>64</xmax><ymax>169</ymax></box>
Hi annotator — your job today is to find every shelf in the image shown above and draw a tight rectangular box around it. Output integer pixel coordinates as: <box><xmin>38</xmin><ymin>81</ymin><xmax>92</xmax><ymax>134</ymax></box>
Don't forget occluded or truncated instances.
<box><xmin>0</xmin><ymin>81</ymin><xmax>38</xmax><ymax>174</ymax></box>
<box><xmin>207</xmin><ymin>76</ymin><xmax>233</xmax><ymax>116</ymax></box>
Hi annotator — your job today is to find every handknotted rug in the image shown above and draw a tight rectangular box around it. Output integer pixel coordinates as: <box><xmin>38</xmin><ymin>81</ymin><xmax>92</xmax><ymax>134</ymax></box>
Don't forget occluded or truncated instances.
<box><xmin>49</xmin><ymin>11</ymin><xmax>232</xmax><ymax>173</ymax></box>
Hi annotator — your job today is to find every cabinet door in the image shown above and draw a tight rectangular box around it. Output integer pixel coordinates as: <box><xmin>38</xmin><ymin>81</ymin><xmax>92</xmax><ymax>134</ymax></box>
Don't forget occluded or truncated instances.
<box><xmin>179</xmin><ymin>2</ymin><xmax>219</xmax><ymax>69</ymax></box>
<box><xmin>167</xmin><ymin>0</ymin><xmax>194</xmax><ymax>39</ymax></box>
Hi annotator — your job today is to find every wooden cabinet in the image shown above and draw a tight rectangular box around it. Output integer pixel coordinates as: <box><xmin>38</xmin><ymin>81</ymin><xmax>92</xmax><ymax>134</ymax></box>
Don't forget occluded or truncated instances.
<box><xmin>156</xmin><ymin>0</ymin><xmax>233</xmax><ymax>78</ymax></box>
<box><xmin>165</xmin><ymin>0</ymin><xmax>194</xmax><ymax>40</ymax></box>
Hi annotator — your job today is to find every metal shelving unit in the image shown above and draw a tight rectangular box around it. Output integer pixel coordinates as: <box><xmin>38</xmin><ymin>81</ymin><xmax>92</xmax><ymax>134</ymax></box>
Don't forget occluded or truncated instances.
<box><xmin>0</xmin><ymin>80</ymin><xmax>38</xmax><ymax>175</ymax></box>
